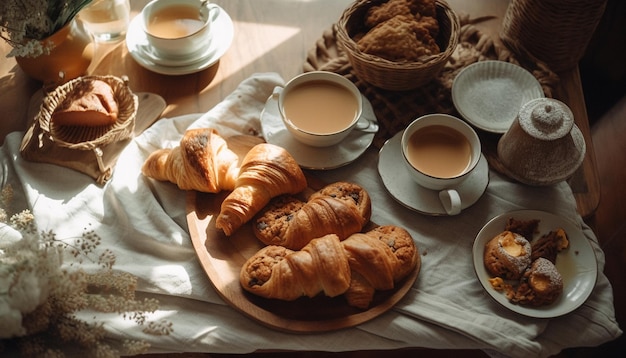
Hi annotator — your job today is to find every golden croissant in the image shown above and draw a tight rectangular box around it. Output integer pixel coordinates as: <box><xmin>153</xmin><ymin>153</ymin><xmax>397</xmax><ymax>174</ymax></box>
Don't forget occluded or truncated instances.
<box><xmin>141</xmin><ymin>128</ymin><xmax>240</xmax><ymax>193</ymax></box>
<box><xmin>240</xmin><ymin>225</ymin><xmax>419</xmax><ymax>309</ymax></box>
<box><xmin>253</xmin><ymin>182</ymin><xmax>372</xmax><ymax>250</ymax></box>
<box><xmin>215</xmin><ymin>143</ymin><xmax>307</xmax><ymax>236</ymax></box>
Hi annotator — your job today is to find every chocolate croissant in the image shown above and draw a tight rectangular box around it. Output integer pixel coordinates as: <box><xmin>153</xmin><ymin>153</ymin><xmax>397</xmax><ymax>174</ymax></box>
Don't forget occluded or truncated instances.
<box><xmin>215</xmin><ymin>143</ymin><xmax>307</xmax><ymax>236</ymax></box>
<box><xmin>142</xmin><ymin>128</ymin><xmax>240</xmax><ymax>193</ymax></box>
<box><xmin>240</xmin><ymin>225</ymin><xmax>419</xmax><ymax>309</ymax></box>
<box><xmin>253</xmin><ymin>182</ymin><xmax>372</xmax><ymax>250</ymax></box>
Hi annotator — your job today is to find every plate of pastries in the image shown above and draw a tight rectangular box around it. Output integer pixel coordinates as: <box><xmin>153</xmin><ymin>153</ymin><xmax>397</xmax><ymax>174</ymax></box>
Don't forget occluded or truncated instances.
<box><xmin>472</xmin><ymin>210</ymin><xmax>597</xmax><ymax>318</ymax></box>
<box><xmin>142</xmin><ymin>129</ymin><xmax>421</xmax><ymax>332</ymax></box>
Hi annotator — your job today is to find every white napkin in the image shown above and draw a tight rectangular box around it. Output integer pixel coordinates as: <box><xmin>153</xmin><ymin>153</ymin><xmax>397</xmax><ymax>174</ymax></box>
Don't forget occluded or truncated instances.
<box><xmin>0</xmin><ymin>72</ymin><xmax>621</xmax><ymax>357</ymax></box>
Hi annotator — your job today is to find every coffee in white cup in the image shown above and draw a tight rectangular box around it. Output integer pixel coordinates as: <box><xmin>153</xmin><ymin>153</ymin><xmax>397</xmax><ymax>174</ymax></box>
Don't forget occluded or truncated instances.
<box><xmin>141</xmin><ymin>0</ymin><xmax>219</xmax><ymax>59</ymax></box>
<box><xmin>401</xmin><ymin>114</ymin><xmax>482</xmax><ymax>215</ymax></box>
<box><xmin>274</xmin><ymin>71</ymin><xmax>363</xmax><ymax>147</ymax></box>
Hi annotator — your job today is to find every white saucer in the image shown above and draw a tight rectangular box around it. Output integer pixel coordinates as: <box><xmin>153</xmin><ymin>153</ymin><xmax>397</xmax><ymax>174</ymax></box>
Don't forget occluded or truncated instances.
<box><xmin>452</xmin><ymin>61</ymin><xmax>545</xmax><ymax>133</ymax></box>
<box><xmin>260</xmin><ymin>94</ymin><xmax>379</xmax><ymax>170</ymax></box>
<box><xmin>126</xmin><ymin>6</ymin><xmax>233</xmax><ymax>75</ymax></box>
<box><xmin>378</xmin><ymin>132</ymin><xmax>489</xmax><ymax>215</ymax></box>
<box><xmin>472</xmin><ymin>210</ymin><xmax>597</xmax><ymax>318</ymax></box>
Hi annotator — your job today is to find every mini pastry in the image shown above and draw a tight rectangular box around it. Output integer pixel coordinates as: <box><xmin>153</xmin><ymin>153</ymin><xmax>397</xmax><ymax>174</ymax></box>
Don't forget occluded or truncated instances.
<box><xmin>512</xmin><ymin>257</ymin><xmax>563</xmax><ymax>306</ymax></box>
<box><xmin>484</xmin><ymin>231</ymin><xmax>532</xmax><ymax>280</ymax></box>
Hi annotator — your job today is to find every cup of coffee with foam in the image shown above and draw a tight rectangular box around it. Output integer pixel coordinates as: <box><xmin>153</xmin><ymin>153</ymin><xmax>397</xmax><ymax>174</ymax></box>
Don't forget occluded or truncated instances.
<box><xmin>141</xmin><ymin>0</ymin><xmax>219</xmax><ymax>60</ymax></box>
<box><xmin>401</xmin><ymin>114</ymin><xmax>482</xmax><ymax>215</ymax></box>
<box><xmin>273</xmin><ymin>71</ymin><xmax>363</xmax><ymax>147</ymax></box>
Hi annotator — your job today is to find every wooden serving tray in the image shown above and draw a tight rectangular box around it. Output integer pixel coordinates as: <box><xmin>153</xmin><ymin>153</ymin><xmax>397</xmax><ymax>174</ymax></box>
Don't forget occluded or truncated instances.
<box><xmin>186</xmin><ymin>135</ymin><xmax>420</xmax><ymax>333</ymax></box>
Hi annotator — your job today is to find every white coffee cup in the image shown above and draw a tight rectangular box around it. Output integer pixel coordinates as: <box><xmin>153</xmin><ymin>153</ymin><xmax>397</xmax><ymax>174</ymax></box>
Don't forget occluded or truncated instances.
<box><xmin>401</xmin><ymin>114</ymin><xmax>482</xmax><ymax>215</ymax></box>
<box><xmin>141</xmin><ymin>0</ymin><xmax>219</xmax><ymax>60</ymax></box>
<box><xmin>273</xmin><ymin>71</ymin><xmax>364</xmax><ymax>147</ymax></box>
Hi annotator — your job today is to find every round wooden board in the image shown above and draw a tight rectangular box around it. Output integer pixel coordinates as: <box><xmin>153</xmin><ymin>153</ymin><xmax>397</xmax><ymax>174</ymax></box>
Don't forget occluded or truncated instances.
<box><xmin>185</xmin><ymin>135</ymin><xmax>421</xmax><ymax>333</ymax></box>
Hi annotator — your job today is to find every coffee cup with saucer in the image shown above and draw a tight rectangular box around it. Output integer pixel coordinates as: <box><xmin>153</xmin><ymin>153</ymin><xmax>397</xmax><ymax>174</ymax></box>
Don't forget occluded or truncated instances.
<box><xmin>378</xmin><ymin>113</ymin><xmax>488</xmax><ymax>216</ymax></box>
<box><xmin>141</xmin><ymin>0</ymin><xmax>220</xmax><ymax>61</ymax></box>
<box><xmin>272</xmin><ymin>71</ymin><xmax>369</xmax><ymax>148</ymax></box>
<box><xmin>260</xmin><ymin>84</ymin><xmax>379</xmax><ymax>170</ymax></box>
<box><xmin>401</xmin><ymin>114</ymin><xmax>482</xmax><ymax>215</ymax></box>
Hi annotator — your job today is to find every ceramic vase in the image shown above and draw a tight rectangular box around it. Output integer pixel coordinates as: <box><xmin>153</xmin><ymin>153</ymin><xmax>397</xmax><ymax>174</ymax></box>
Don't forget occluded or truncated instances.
<box><xmin>15</xmin><ymin>18</ymin><xmax>94</xmax><ymax>86</ymax></box>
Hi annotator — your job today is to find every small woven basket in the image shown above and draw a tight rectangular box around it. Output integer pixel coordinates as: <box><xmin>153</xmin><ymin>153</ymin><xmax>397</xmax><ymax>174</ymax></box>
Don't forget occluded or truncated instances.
<box><xmin>21</xmin><ymin>75</ymin><xmax>138</xmax><ymax>183</ymax></box>
<box><xmin>500</xmin><ymin>0</ymin><xmax>607</xmax><ymax>72</ymax></box>
<box><xmin>39</xmin><ymin>75</ymin><xmax>137</xmax><ymax>148</ymax></box>
<box><xmin>336</xmin><ymin>0</ymin><xmax>460</xmax><ymax>91</ymax></box>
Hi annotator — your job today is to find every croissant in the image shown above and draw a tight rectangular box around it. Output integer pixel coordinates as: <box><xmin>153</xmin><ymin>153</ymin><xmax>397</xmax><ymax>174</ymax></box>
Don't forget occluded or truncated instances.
<box><xmin>342</xmin><ymin>225</ymin><xmax>419</xmax><ymax>309</ymax></box>
<box><xmin>239</xmin><ymin>234</ymin><xmax>351</xmax><ymax>300</ymax></box>
<box><xmin>253</xmin><ymin>182</ymin><xmax>372</xmax><ymax>250</ymax></box>
<box><xmin>240</xmin><ymin>225</ymin><xmax>419</xmax><ymax>309</ymax></box>
<box><xmin>141</xmin><ymin>128</ymin><xmax>240</xmax><ymax>193</ymax></box>
<box><xmin>216</xmin><ymin>143</ymin><xmax>307</xmax><ymax>236</ymax></box>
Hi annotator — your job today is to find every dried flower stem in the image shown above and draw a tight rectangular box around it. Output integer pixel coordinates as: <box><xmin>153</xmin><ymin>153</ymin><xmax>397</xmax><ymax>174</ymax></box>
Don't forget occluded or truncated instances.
<box><xmin>1</xmin><ymin>184</ymin><xmax>174</xmax><ymax>357</ymax></box>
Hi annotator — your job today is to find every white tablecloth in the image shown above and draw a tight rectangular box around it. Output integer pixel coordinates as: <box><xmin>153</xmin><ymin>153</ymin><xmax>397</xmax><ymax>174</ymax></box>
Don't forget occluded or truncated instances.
<box><xmin>1</xmin><ymin>73</ymin><xmax>621</xmax><ymax>356</ymax></box>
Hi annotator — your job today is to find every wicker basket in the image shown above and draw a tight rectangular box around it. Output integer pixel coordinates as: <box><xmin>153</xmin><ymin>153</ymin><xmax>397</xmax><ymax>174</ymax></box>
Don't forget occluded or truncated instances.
<box><xmin>20</xmin><ymin>75</ymin><xmax>138</xmax><ymax>183</ymax></box>
<box><xmin>500</xmin><ymin>0</ymin><xmax>607</xmax><ymax>73</ymax></box>
<box><xmin>336</xmin><ymin>0</ymin><xmax>460</xmax><ymax>91</ymax></box>
<box><xmin>39</xmin><ymin>75</ymin><xmax>137</xmax><ymax>147</ymax></box>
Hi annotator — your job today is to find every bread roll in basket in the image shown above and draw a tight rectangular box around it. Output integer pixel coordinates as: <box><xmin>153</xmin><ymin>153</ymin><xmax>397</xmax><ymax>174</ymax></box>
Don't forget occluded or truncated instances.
<box><xmin>20</xmin><ymin>75</ymin><xmax>138</xmax><ymax>184</ymax></box>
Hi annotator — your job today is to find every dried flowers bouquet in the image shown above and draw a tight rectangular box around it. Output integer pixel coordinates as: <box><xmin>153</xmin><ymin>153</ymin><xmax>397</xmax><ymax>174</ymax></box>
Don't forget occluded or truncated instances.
<box><xmin>0</xmin><ymin>0</ymin><xmax>93</xmax><ymax>57</ymax></box>
<box><xmin>0</xmin><ymin>185</ymin><xmax>173</xmax><ymax>357</ymax></box>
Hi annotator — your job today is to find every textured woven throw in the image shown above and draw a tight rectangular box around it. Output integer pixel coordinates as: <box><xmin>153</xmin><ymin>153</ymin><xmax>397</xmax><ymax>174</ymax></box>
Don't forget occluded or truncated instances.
<box><xmin>304</xmin><ymin>15</ymin><xmax>560</xmax><ymax>151</ymax></box>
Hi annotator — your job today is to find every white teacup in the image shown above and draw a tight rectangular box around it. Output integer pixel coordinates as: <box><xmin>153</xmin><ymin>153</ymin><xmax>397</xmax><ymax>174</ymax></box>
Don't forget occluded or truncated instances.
<box><xmin>273</xmin><ymin>71</ymin><xmax>363</xmax><ymax>147</ymax></box>
<box><xmin>141</xmin><ymin>0</ymin><xmax>219</xmax><ymax>60</ymax></box>
<box><xmin>401</xmin><ymin>114</ymin><xmax>482</xmax><ymax>215</ymax></box>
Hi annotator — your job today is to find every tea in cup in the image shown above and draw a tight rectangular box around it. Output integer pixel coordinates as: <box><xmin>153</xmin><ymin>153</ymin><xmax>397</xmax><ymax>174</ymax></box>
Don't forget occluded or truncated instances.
<box><xmin>401</xmin><ymin>114</ymin><xmax>482</xmax><ymax>215</ymax></box>
<box><xmin>141</xmin><ymin>0</ymin><xmax>219</xmax><ymax>59</ymax></box>
<box><xmin>274</xmin><ymin>71</ymin><xmax>363</xmax><ymax>147</ymax></box>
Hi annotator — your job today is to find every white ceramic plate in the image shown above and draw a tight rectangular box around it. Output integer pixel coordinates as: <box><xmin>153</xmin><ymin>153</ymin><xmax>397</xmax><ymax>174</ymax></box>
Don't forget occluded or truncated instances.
<box><xmin>126</xmin><ymin>5</ymin><xmax>233</xmax><ymax>75</ymax></box>
<box><xmin>378</xmin><ymin>132</ymin><xmax>489</xmax><ymax>216</ymax></box>
<box><xmin>452</xmin><ymin>61</ymin><xmax>545</xmax><ymax>133</ymax></box>
<box><xmin>472</xmin><ymin>210</ymin><xmax>598</xmax><ymax>318</ymax></box>
<box><xmin>260</xmin><ymin>94</ymin><xmax>379</xmax><ymax>170</ymax></box>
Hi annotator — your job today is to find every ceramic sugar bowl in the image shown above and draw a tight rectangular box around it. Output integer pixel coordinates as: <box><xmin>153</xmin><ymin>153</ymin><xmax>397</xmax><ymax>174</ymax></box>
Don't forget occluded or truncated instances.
<box><xmin>497</xmin><ymin>97</ymin><xmax>586</xmax><ymax>186</ymax></box>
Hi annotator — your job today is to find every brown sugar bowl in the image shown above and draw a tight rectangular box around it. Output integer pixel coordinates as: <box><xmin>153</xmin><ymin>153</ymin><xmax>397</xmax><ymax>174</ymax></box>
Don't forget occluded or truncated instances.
<box><xmin>496</xmin><ymin>98</ymin><xmax>586</xmax><ymax>186</ymax></box>
<box><xmin>336</xmin><ymin>0</ymin><xmax>460</xmax><ymax>91</ymax></box>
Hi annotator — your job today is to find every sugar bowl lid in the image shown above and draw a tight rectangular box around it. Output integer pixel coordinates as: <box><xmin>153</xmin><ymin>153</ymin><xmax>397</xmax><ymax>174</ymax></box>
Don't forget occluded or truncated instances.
<box><xmin>519</xmin><ymin>97</ymin><xmax>573</xmax><ymax>141</ymax></box>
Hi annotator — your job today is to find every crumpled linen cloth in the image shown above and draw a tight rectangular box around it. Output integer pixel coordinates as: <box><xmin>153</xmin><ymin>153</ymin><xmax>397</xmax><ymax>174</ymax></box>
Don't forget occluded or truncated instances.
<box><xmin>0</xmin><ymin>73</ymin><xmax>621</xmax><ymax>357</ymax></box>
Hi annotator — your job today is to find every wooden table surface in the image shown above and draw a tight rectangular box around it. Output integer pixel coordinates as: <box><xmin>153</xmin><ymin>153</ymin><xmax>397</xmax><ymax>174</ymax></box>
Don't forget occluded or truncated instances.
<box><xmin>0</xmin><ymin>0</ymin><xmax>599</xmax><ymax>218</ymax></box>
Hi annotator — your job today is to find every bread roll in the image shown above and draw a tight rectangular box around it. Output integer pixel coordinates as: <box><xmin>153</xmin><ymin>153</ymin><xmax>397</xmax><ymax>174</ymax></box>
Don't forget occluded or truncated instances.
<box><xmin>52</xmin><ymin>79</ymin><xmax>119</xmax><ymax>127</ymax></box>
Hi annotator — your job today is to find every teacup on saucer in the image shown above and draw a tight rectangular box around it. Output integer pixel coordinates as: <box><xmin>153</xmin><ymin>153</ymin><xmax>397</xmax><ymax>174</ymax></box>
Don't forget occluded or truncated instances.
<box><xmin>379</xmin><ymin>132</ymin><xmax>489</xmax><ymax>216</ymax></box>
<box><xmin>261</xmin><ymin>94</ymin><xmax>378</xmax><ymax>170</ymax></box>
<box><xmin>141</xmin><ymin>0</ymin><xmax>220</xmax><ymax>60</ymax></box>
<box><xmin>125</xmin><ymin>5</ymin><xmax>233</xmax><ymax>75</ymax></box>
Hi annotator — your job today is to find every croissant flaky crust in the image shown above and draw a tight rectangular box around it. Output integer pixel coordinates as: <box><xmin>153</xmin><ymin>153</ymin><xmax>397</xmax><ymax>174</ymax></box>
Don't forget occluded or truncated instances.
<box><xmin>253</xmin><ymin>182</ymin><xmax>372</xmax><ymax>250</ymax></box>
<box><xmin>142</xmin><ymin>128</ymin><xmax>240</xmax><ymax>193</ymax></box>
<box><xmin>239</xmin><ymin>234</ymin><xmax>352</xmax><ymax>301</ymax></box>
<box><xmin>240</xmin><ymin>225</ymin><xmax>419</xmax><ymax>309</ymax></box>
<box><xmin>216</xmin><ymin>143</ymin><xmax>308</xmax><ymax>236</ymax></box>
